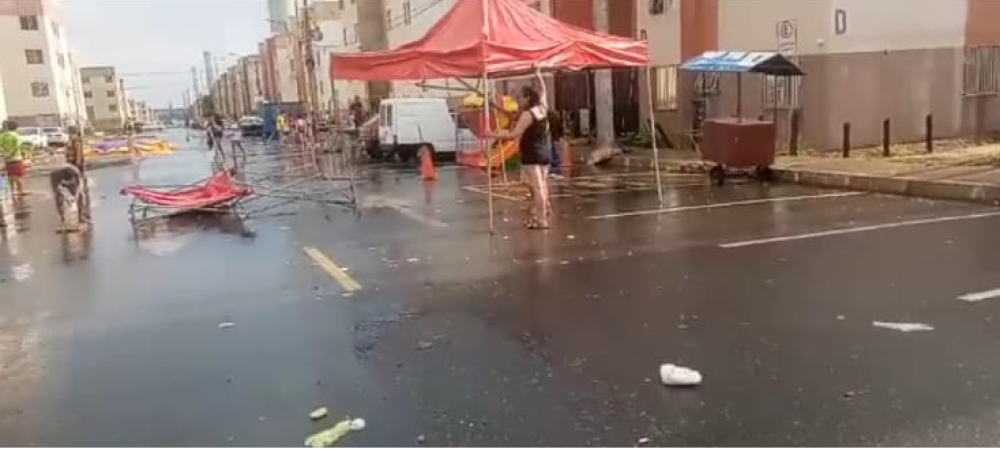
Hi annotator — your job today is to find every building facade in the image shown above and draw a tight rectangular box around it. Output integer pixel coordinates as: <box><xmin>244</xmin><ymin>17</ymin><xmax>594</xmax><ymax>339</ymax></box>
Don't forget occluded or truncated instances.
<box><xmin>639</xmin><ymin>0</ymin><xmax>1000</xmax><ymax>150</ymax></box>
<box><xmin>258</xmin><ymin>33</ymin><xmax>298</xmax><ymax>104</ymax></box>
<box><xmin>0</xmin><ymin>0</ymin><xmax>84</xmax><ymax>127</ymax></box>
<box><xmin>313</xmin><ymin>0</ymin><xmax>365</xmax><ymax>112</ymax></box>
<box><xmin>80</xmin><ymin>66</ymin><xmax>126</xmax><ymax>132</ymax></box>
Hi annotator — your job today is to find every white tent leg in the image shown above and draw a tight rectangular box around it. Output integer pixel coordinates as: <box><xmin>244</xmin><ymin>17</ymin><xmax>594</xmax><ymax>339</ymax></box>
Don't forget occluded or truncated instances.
<box><xmin>646</xmin><ymin>66</ymin><xmax>664</xmax><ymax>206</ymax></box>
<box><xmin>484</xmin><ymin>75</ymin><xmax>495</xmax><ymax>233</ymax></box>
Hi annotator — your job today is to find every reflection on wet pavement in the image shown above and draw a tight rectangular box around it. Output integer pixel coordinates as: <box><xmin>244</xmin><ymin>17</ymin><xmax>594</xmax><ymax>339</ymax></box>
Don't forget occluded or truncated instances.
<box><xmin>4</xmin><ymin>130</ymin><xmax>1000</xmax><ymax>445</ymax></box>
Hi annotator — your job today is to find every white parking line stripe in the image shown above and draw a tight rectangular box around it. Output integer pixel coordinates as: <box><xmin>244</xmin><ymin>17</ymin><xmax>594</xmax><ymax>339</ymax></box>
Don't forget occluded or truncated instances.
<box><xmin>589</xmin><ymin>192</ymin><xmax>865</xmax><ymax>220</ymax></box>
<box><xmin>958</xmin><ymin>288</ymin><xmax>1000</xmax><ymax>302</ymax></box>
<box><xmin>720</xmin><ymin>211</ymin><xmax>1000</xmax><ymax>249</ymax></box>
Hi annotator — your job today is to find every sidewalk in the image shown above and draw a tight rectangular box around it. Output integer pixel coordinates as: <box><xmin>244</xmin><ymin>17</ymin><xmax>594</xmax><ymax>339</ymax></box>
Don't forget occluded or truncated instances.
<box><xmin>586</xmin><ymin>143</ymin><xmax>1000</xmax><ymax>205</ymax></box>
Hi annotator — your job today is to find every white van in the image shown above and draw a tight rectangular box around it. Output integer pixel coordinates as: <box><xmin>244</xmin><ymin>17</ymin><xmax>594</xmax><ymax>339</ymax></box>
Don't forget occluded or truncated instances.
<box><xmin>374</xmin><ymin>98</ymin><xmax>478</xmax><ymax>162</ymax></box>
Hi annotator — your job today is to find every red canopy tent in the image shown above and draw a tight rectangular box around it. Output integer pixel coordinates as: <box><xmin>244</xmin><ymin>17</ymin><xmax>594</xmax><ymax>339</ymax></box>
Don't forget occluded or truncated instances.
<box><xmin>330</xmin><ymin>0</ymin><xmax>664</xmax><ymax>231</ymax></box>
<box><xmin>331</xmin><ymin>0</ymin><xmax>650</xmax><ymax>80</ymax></box>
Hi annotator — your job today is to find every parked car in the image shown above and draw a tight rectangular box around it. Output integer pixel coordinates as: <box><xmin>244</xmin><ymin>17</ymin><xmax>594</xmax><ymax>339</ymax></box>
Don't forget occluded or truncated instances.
<box><xmin>42</xmin><ymin>127</ymin><xmax>68</xmax><ymax>147</ymax></box>
<box><xmin>238</xmin><ymin>116</ymin><xmax>264</xmax><ymax>138</ymax></box>
<box><xmin>16</xmin><ymin>126</ymin><xmax>48</xmax><ymax>149</ymax></box>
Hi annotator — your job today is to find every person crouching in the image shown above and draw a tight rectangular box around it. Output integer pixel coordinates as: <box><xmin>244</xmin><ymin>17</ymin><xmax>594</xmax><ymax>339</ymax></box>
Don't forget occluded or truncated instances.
<box><xmin>49</xmin><ymin>164</ymin><xmax>86</xmax><ymax>232</ymax></box>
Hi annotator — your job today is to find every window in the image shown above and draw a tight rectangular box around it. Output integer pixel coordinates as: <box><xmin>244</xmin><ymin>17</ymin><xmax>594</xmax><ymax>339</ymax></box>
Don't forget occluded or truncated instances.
<box><xmin>964</xmin><ymin>46</ymin><xmax>1000</xmax><ymax>96</ymax></box>
<box><xmin>19</xmin><ymin>15</ymin><xmax>39</xmax><ymax>30</ymax></box>
<box><xmin>51</xmin><ymin>21</ymin><xmax>60</xmax><ymax>37</ymax></box>
<box><xmin>105</xmin><ymin>75</ymin><xmax>113</xmax><ymax>83</ymax></box>
<box><xmin>31</xmin><ymin>81</ymin><xmax>49</xmax><ymax>98</ymax></box>
<box><xmin>107</xmin><ymin>90</ymin><xmax>115</xmax><ymax>98</ymax></box>
<box><xmin>650</xmin><ymin>0</ymin><xmax>665</xmax><ymax>14</ymax></box>
<box><xmin>108</xmin><ymin>104</ymin><xmax>118</xmax><ymax>112</ymax></box>
<box><xmin>57</xmin><ymin>52</ymin><xmax>65</xmax><ymax>68</ymax></box>
<box><xmin>84</xmin><ymin>91</ymin><xmax>93</xmax><ymax>99</ymax></box>
<box><xmin>385</xmin><ymin>9</ymin><xmax>392</xmax><ymax>29</ymax></box>
<box><xmin>86</xmin><ymin>106</ymin><xmax>95</xmax><ymax>119</ymax></box>
<box><xmin>24</xmin><ymin>49</ymin><xmax>44</xmax><ymax>64</ymax></box>
<box><xmin>82</xmin><ymin>76</ymin><xmax>90</xmax><ymax>84</ymax></box>
<box><xmin>403</xmin><ymin>1</ymin><xmax>412</xmax><ymax>25</ymax></box>
<box><xmin>652</xmin><ymin>66</ymin><xmax>677</xmax><ymax>110</ymax></box>
<box><xmin>342</xmin><ymin>28</ymin><xmax>348</xmax><ymax>45</ymax></box>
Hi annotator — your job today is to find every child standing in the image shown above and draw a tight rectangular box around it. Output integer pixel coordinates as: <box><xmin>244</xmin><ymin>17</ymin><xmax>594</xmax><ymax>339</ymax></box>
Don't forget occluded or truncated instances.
<box><xmin>0</xmin><ymin>120</ymin><xmax>27</xmax><ymax>197</ymax></box>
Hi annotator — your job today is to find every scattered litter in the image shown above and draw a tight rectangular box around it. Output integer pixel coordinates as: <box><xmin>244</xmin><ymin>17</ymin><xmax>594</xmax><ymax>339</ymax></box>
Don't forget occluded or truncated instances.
<box><xmin>310</xmin><ymin>407</ymin><xmax>329</xmax><ymax>421</ymax></box>
<box><xmin>341</xmin><ymin>292</ymin><xmax>355</xmax><ymax>298</ymax></box>
<box><xmin>872</xmin><ymin>321</ymin><xmax>934</xmax><ymax>332</ymax></box>
<box><xmin>569</xmin><ymin>357</ymin><xmax>586</xmax><ymax>368</ymax></box>
<box><xmin>305</xmin><ymin>417</ymin><xmax>365</xmax><ymax>447</ymax></box>
<box><xmin>559</xmin><ymin>260</ymin><xmax>570</xmax><ymax>265</ymax></box>
<box><xmin>10</xmin><ymin>264</ymin><xmax>33</xmax><ymax>282</ymax></box>
<box><xmin>836</xmin><ymin>315</ymin><xmax>846</xmax><ymax>321</ymax></box>
<box><xmin>566</xmin><ymin>235</ymin><xmax>576</xmax><ymax>240</ymax></box>
<box><xmin>841</xmin><ymin>390</ymin><xmax>867</xmax><ymax>399</ymax></box>
<box><xmin>416</xmin><ymin>340</ymin><xmax>434</xmax><ymax>350</ymax></box>
<box><xmin>406</xmin><ymin>258</ymin><xmax>421</xmax><ymax>263</ymax></box>
<box><xmin>217</xmin><ymin>322</ymin><xmax>236</xmax><ymax>329</ymax></box>
<box><xmin>416</xmin><ymin>434</ymin><xmax>426</xmax><ymax>444</ymax></box>
<box><xmin>638</xmin><ymin>437</ymin><xmax>651</xmax><ymax>445</ymax></box>
<box><xmin>659</xmin><ymin>363</ymin><xmax>702</xmax><ymax>387</ymax></box>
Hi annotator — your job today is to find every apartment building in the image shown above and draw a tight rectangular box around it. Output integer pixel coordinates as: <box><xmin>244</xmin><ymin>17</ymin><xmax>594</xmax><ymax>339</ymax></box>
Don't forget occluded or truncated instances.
<box><xmin>638</xmin><ymin>0</ymin><xmax>1000</xmax><ymax>150</ymax></box>
<box><xmin>0</xmin><ymin>0</ymin><xmax>85</xmax><ymax>127</ymax></box>
<box><xmin>80</xmin><ymin>66</ymin><xmax>126</xmax><ymax>132</ymax></box>
<box><xmin>314</xmin><ymin>0</ymin><xmax>365</xmax><ymax>111</ymax></box>
<box><xmin>236</xmin><ymin>55</ymin><xmax>262</xmax><ymax>116</ymax></box>
<box><xmin>259</xmin><ymin>33</ymin><xmax>298</xmax><ymax>104</ymax></box>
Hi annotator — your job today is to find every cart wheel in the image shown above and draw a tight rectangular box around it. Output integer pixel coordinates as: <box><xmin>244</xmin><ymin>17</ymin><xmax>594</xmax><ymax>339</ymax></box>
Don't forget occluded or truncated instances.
<box><xmin>755</xmin><ymin>166</ymin><xmax>775</xmax><ymax>183</ymax></box>
<box><xmin>709</xmin><ymin>165</ymin><xmax>726</xmax><ymax>186</ymax></box>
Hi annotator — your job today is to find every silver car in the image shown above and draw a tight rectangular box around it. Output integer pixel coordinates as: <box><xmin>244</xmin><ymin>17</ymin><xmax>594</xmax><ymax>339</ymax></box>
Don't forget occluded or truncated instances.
<box><xmin>42</xmin><ymin>127</ymin><xmax>68</xmax><ymax>147</ymax></box>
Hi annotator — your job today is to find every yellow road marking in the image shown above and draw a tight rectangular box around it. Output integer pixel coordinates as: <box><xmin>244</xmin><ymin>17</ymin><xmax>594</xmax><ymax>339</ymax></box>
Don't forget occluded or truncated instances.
<box><xmin>303</xmin><ymin>246</ymin><xmax>362</xmax><ymax>292</ymax></box>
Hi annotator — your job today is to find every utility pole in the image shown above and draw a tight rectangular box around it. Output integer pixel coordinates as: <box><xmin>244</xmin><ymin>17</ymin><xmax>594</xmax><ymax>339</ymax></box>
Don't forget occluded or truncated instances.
<box><xmin>592</xmin><ymin>0</ymin><xmax>617</xmax><ymax>151</ymax></box>
<box><xmin>302</xmin><ymin>0</ymin><xmax>320</xmax><ymax>113</ymax></box>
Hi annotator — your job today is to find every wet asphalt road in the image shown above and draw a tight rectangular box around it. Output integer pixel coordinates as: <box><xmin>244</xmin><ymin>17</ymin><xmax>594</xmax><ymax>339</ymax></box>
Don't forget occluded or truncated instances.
<box><xmin>3</xmin><ymin>130</ymin><xmax>1000</xmax><ymax>446</ymax></box>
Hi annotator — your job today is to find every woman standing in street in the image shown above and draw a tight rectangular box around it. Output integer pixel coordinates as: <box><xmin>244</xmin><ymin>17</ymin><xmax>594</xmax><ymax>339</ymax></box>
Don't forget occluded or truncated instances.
<box><xmin>487</xmin><ymin>84</ymin><xmax>552</xmax><ymax>230</ymax></box>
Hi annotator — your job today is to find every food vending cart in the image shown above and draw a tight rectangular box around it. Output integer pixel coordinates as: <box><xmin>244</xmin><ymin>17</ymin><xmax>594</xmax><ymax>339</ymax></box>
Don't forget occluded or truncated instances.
<box><xmin>680</xmin><ymin>51</ymin><xmax>804</xmax><ymax>185</ymax></box>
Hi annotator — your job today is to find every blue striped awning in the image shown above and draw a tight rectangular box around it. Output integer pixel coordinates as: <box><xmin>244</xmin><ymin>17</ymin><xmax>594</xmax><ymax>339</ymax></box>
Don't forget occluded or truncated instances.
<box><xmin>680</xmin><ymin>51</ymin><xmax>804</xmax><ymax>76</ymax></box>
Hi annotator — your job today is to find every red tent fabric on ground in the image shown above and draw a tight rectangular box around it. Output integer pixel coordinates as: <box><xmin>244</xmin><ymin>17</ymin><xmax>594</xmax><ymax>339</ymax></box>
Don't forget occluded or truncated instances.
<box><xmin>331</xmin><ymin>0</ymin><xmax>649</xmax><ymax>80</ymax></box>
<box><xmin>122</xmin><ymin>171</ymin><xmax>250</xmax><ymax>209</ymax></box>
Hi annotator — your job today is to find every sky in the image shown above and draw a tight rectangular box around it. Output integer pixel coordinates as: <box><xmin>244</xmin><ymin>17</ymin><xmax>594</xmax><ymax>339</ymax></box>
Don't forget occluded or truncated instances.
<box><xmin>64</xmin><ymin>0</ymin><xmax>271</xmax><ymax>109</ymax></box>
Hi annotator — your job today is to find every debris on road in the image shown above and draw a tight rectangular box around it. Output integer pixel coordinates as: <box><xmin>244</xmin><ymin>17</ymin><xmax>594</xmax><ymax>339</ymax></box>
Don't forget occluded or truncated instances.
<box><xmin>217</xmin><ymin>322</ymin><xmax>236</xmax><ymax>329</ymax></box>
<box><xmin>309</xmin><ymin>407</ymin><xmax>328</xmax><ymax>421</ymax></box>
<box><xmin>638</xmin><ymin>437</ymin><xmax>652</xmax><ymax>445</ymax></box>
<box><xmin>872</xmin><ymin>321</ymin><xmax>934</xmax><ymax>332</ymax></box>
<box><xmin>406</xmin><ymin>258</ymin><xmax>421</xmax><ymax>263</ymax></box>
<box><xmin>659</xmin><ymin>363</ymin><xmax>702</xmax><ymax>387</ymax></box>
<box><xmin>11</xmin><ymin>264</ymin><xmax>33</xmax><ymax>282</ymax></box>
<box><xmin>416</xmin><ymin>340</ymin><xmax>434</xmax><ymax>350</ymax></box>
<box><xmin>304</xmin><ymin>417</ymin><xmax>366</xmax><ymax>447</ymax></box>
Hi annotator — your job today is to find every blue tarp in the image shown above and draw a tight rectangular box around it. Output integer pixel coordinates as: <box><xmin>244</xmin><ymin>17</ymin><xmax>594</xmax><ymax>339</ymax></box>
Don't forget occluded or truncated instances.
<box><xmin>680</xmin><ymin>51</ymin><xmax>804</xmax><ymax>76</ymax></box>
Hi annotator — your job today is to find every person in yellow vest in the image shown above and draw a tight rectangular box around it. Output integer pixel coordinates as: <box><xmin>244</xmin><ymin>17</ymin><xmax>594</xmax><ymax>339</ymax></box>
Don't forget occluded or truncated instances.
<box><xmin>0</xmin><ymin>120</ymin><xmax>28</xmax><ymax>198</ymax></box>
<box><xmin>276</xmin><ymin>111</ymin><xmax>289</xmax><ymax>144</ymax></box>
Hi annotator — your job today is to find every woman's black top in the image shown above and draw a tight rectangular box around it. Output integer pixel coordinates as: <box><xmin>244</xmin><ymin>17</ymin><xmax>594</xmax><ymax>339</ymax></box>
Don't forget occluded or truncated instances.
<box><xmin>519</xmin><ymin>108</ymin><xmax>550</xmax><ymax>166</ymax></box>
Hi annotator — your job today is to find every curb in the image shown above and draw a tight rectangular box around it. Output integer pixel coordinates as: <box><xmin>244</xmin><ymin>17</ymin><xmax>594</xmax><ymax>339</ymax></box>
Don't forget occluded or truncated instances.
<box><xmin>579</xmin><ymin>152</ymin><xmax>1000</xmax><ymax>205</ymax></box>
<box><xmin>774</xmin><ymin>168</ymin><xmax>1000</xmax><ymax>206</ymax></box>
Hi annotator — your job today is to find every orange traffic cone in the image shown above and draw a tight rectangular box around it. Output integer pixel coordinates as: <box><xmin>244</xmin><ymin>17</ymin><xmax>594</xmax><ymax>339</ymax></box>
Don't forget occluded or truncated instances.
<box><xmin>420</xmin><ymin>145</ymin><xmax>437</xmax><ymax>181</ymax></box>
